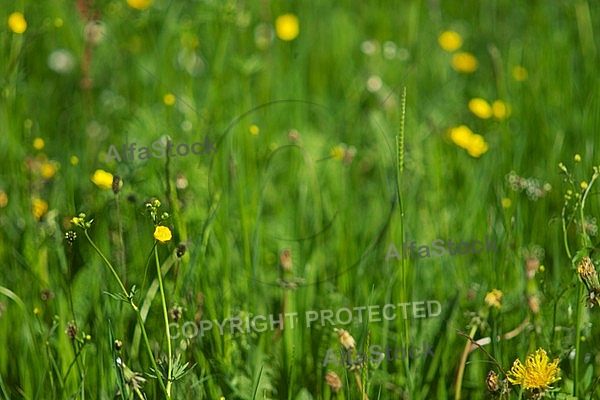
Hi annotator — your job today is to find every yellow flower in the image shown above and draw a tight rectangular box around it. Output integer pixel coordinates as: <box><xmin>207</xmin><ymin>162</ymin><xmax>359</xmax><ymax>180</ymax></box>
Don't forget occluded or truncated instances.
<box><xmin>33</xmin><ymin>138</ymin><xmax>45</xmax><ymax>150</ymax></box>
<box><xmin>32</xmin><ymin>199</ymin><xmax>48</xmax><ymax>220</ymax></box>
<box><xmin>449</xmin><ymin>125</ymin><xmax>488</xmax><ymax>157</ymax></box>
<box><xmin>249</xmin><ymin>124</ymin><xmax>260</xmax><ymax>136</ymax></box>
<box><xmin>501</xmin><ymin>198</ymin><xmax>512</xmax><ymax>208</ymax></box>
<box><xmin>127</xmin><ymin>0</ymin><xmax>153</xmax><ymax>10</ymax></box>
<box><xmin>91</xmin><ymin>169</ymin><xmax>114</xmax><ymax>189</ymax></box>
<box><xmin>484</xmin><ymin>289</ymin><xmax>503</xmax><ymax>309</ymax></box>
<box><xmin>153</xmin><ymin>226</ymin><xmax>172</xmax><ymax>243</ymax></box>
<box><xmin>8</xmin><ymin>12</ymin><xmax>27</xmax><ymax>34</ymax></box>
<box><xmin>492</xmin><ymin>100</ymin><xmax>510</xmax><ymax>120</ymax></box>
<box><xmin>275</xmin><ymin>13</ymin><xmax>299</xmax><ymax>41</ymax></box>
<box><xmin>581</xmin><ymin>181</ymin><xmax>588</xmax><ymax>190</ymax></box>
<box><xmin>452</xmin><ymin>52</ymin><xmax>478</xmax><ymax>73</ymax></box>
<box><xmin>574</xmin><ymin>154</ymin><xmax>581</xmax><ymax>163</ymax></box>
<box><xmin>466</xmin><ymin>134</ymin><xmax>489</xmax><ymax>158</ymax></box>
<box><xmin>70</xmin><ymin>156</ymin><xmax>79</xmax><ymax>165</ymax></box>
<box><xmin>0</xmin><ymin>191</ymin><xmax>8</xmax><ymax>208</ymax></box>
<box><xmin>438</xmin><ymin>30</ymin><xmax>462</xmax><ymax>52</ymax></box>
<box><xmin>71</xmin><ymin>216</ymin><xmax>83</xmax><ymax>226</ymax></box>
<box><xmin>40</xmin><ymin>162</ymin><xmax>57</xmax><ymax>179</ymax></box>
<box><xmin>163</xmin><ymin>93</ymin><xmax>175</xmax><ymax>106</ymax></box>
<box><xmin>512</xmin><ymin>65</ymin><xmax>528</xmax><ymax>81</ymax></box>
<box><xmin>507</xmin><ymin>348</ymin><xmax>561</xmax><ymax>390</ymax></box>
<box><xmin>449</xmin><ymin>125</ymin><xmax>474</xmax><ymax>148</ymax></box>
<box><xmin>468</xmin><ymin>98</ymin><xmax>492</xmax><ymax>119</ymax></box>
<box><xmin>331</xmin><ymin>145</ymin><xmax>345</xmax><ymax>161</ymax></box>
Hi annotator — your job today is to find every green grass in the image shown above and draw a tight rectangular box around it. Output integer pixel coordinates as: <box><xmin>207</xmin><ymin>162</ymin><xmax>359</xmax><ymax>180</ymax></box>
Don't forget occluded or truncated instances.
<box><xmin>1</xmin><ymin>1</ymin><xmax>600</xmax><ymax>399</ymax></box>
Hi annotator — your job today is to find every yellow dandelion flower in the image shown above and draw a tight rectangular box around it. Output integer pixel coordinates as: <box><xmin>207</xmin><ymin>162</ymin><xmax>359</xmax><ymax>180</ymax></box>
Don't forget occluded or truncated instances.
<box><xmin>249</xmin><ymin>124</ymin><xmax>260</xmax><ymax>136</ymax></box>
<box><xmin>8</xmin><ymin>12</ymin><xmax>27</xmax><ymax>34</ymax></box>
<box><xmin>275</xmin><ymin>13</ymin><xmax>299</xmax><ymax>41</ymax></box>
<box><xmin>501</xmin><ymin>198</ymin><xmax>512</xmax><ymax>208</ymax></box>
<box><xmin>438</xmin><ymin>30</ymin><xmax>462</xmax><ymax>52</ymax></box>
<box><xmin>468</xmin><ymin>98</ymin><xmax>492</xmax><ymax>119</ymax></box>
<box><xmin>452</xmin><ymin>52</ymin><xmax>478</xmax><ymax>73</ymax></box>
<box><xmin>581</xmin><ymin>181</ymin><xmax>588</xmax><ymax>190</ymax></box>
<box><xmin>507</xmin><ymin>348</ymin><xmax>561</xmax><ymax>390</ymax></box>
<box><xmin>484</xmin><ymin>289</ymin><xmax>503</xmax><ymax>309</ymax></box>
<box><xmin>449</xmin><ymin>125</ymin><xmax>474</xmax><ymax>148</ymax></box>
<box><xmin>492</xmin><ymin>100</ymin><xmax>510</xmax><ymax>120</ymax></box>
<box><xmin>33</xmin><ymin>138</ymin><xmax>45</xmax><ymax>150</ymax></box>
<box><xmin>70</xmin><ymin>156</ymin><xmax>79</xmax><ymax>165</ymax></box>
<box><xmin>0</xmin><ymin>191</ymin><xmax>8</xmax><ymax>208</ymax></box>
<box><xmin>40</xmin><ymin>162</ymin><xmax>57</xmax><ymax>179</ymax></box>
<box><xmin>153</xmin><ymin>225</ymin><xmax>172</xmax><ymax>243</ymax></box>
<box><xmin>91</xmin><ymin>169</ymin><xmax>114</xmax><ymax>189</ymax></box>
<box><xmin>32</xmin><ymin>199</ymin><xmax>48</xmax><ymax>220</ymax></box>
<box><xmin>163</xmin><ymin>93</ymin><xmax>175</xmax><ymax>106</ymax></box>
<box><xmin>512</xmin><ymin>65</ymin><xmax>528</xmax><ymax>81</ymax></box>
<box><xmin>127</xmin><ymin>0</ymin><xmax>153</xmax><ymax>10</ymax></box>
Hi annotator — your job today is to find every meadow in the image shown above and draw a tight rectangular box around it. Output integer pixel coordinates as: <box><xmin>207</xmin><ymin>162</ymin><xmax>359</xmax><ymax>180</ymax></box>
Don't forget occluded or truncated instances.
<box><xmin>1</xmin><ymin>0</ymin><xmax>599</xmax><ymax>399</ymax></box>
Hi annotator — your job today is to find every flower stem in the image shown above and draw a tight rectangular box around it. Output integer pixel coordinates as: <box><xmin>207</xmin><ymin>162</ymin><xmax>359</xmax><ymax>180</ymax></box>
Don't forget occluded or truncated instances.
<box><xmin>155</xmin><ymin>244</ymin><xmax>173</xmax><ymax>395</ymax></box>
<box><xmin>83</xmin><ymin>230</ymin><xmax>128</xmax><ymax>297</ymax></box>
<box><xmin>83</xmin><ymin>230</ymin><xmax>170</xmax><ymax>399</ymax></box>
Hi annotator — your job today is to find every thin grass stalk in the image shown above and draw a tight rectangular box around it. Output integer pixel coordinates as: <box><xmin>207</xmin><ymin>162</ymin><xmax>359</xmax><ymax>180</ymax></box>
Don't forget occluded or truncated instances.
<box><xmin>395</xmin><ymin>87</ymin><xmax>412</xmax><ymax>392</ymax></box>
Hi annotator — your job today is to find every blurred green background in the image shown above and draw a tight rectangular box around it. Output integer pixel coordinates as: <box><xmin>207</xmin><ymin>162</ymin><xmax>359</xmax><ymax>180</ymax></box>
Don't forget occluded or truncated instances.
<box><xmin>1</xmin><ymin>0</ymin><xmax>599</xmax><ymax>399</ymax></box>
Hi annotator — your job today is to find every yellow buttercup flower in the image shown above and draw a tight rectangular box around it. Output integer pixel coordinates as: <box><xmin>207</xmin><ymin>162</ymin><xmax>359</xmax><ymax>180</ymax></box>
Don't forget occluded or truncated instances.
<box><xmin>91</xmin><ymin>169</ymin><xmax>114</xmax><ymax>189</ymax></box>
<box><xmin>32</xmin><ymin>199</ymin><xmax>48</xmax><ymax>220</ymax></box>
<box><xmin>466</xmin><ymin>134</ymin><xmax>489</xmax><ymax>158</ymax></box>
<box><xmin>484</xmin><ymin>289</ymin><xmax>503</xmax><ymax>309</ymax></box>
<box><xmin>492</xmin><ymin>100</ymin><xmax>510</xmax><ymax>119</ymax></box>
<box><xmin>501</xmin><ymin>198</ymin><xmax>512</xmax><ymax>208</ymax></box>
<box><xmin>452</xmin><ymin>52</ymin><xmax>478</xmax><ymax>73</ymax></box>
<box><xmin>512</xmin><ymin>65</ymin><xmax>528</xmax><ymax>81</ymax></box>
<box><xmin>40</xmin><ymin>162</ymin><xmax>57</xmax><ymax>179</ymax></box>
<box><xmin>449</xmin><ymin>125</ymin><xmax>489</xmax><ymax>158</ymax></box>
<box><xmin>127</xmin><ymin>0</ymin><xmax>153</xmax><ymax>10</ymax></box>
<box><xmin>153</xmin><ymin>226</ymin><xmax>172</xmax><ymax>243</ymax></box>
<box><xmin>331</xmin><ymin>145</ymin><xmax>345</xmax><ymax>161</ymax></box>
<box><xmin>8</xmin><ymin>12</ymin><xmax>27</xmax><ymax>34</ymax></box>
<box><xmin>438</xmin><ymin>30</ymin><xmax>462</xmax><ymax>52</ymax></box>
<box><xmin>249</xmin><ymin>124</ymin><xmax>259</xmax><ymax>136</ymax></box>
<box><xmin>507</xmin><ymin>348</ymin><xmax>560</xmax><ymax>390</ymax></box>
<box><xmin>449</xmin><ymin>125</ymin><xmax>474</xmax><ymax>148</ymax></box>
<box><xmin>33</xmin><ymin>138</ymin><xmax>45</xmax><ymax>150</ymax></box>
<box><xmin>468</xmin><ymin>98</ymin><xmax>492</xmax><ymax>119</ymax></box>
<box><xmin>71</xmin><ymin>216</ymin><xmax>83</xmax><ymax>226</ymax></box>
<box><xmin>163</xmin><ymin>93</ymin><xmax>175</xmax><ymax>106</ymax></box>
<box><xmin>275</xmin><ymin>13</ymin><xmax>299</xmax><ymax>41</ymax></box>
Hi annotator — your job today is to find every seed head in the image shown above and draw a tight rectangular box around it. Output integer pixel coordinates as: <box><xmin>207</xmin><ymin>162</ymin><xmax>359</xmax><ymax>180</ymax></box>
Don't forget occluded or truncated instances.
<box><xmin>66</xmin><ymin>321</ymin><xmax>77</xmax><ymax>340</ymax></box>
